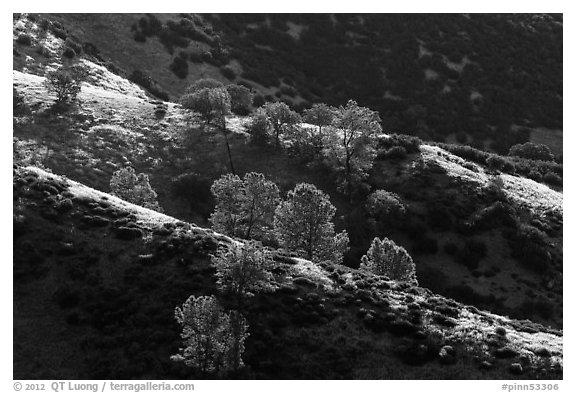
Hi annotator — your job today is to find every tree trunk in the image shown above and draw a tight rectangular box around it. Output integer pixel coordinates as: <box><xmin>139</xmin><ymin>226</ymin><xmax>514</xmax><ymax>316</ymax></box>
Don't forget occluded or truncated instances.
<box><xmin>222</xmin><ymin>126</ymin><xmax>236</xmax><ymax>175</ymax></box>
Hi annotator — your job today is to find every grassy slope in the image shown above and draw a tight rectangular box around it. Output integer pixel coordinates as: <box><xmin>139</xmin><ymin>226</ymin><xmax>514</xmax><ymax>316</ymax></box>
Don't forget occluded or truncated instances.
<box><xmin>43</xmin><ymin>13</ymin><xmax>226</xmax><ymax>100</ymax></box>
<box><xmin>13</xmin><ymin>166</ymin><xmax>563</xmax><ymax>379</ymax></box>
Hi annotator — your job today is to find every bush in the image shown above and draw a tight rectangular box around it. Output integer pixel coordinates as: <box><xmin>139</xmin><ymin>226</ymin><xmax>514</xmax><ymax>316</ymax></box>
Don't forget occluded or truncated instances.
<box><xmin>508</xmin><ymin>224</ymin><xmax>551</xmax><ymax>273</ymax></box>
<box><xmin>43</xmin><ymin>68</ymin><xmax>83</xmax><ymax>103</ymax></box>
<box><xmin>486</xmin><ymin>154</ymin><xmax>506</xmax><ymax>172</ymax></box>
<box><xmin>247</xmin><ymin>112</ymin><xmax>271</xmax><ymax>146</ymax></box>
<box><xmin>360</xmin><ymin>237</ymin><xmax>418</xmax><ymax>284</ymax></box>
<box><xmin>226</xmin><ymin>84</ymin><xmax>253</xmax><ymax>115</ymax></box>
<box><xmin>169</xmin><ymin>55</ymin><xmax>188</xmax><ymax>79</ymax></box>
<box><xmin>134</xmin><ymin>30</ymin><xmax>146</xmax><ymax>42</ymax></box>
<box><xmin>62</xmin><ymin>46</ymin><xmax>76</xmax><ymax>58</ymax></box>
<box><xmin>543</xmin><ymin>171</ymin><xmax>562</xmax><ymax>186</ymax></box>
<box><xmin>220</xmin><ymin>65</ymin><xmax>236</xmax><ymax>80</ymax></box>
<box><xmin>384</xmin><ymin>146</ymin><xmax>408</xmax><ymax>160</ymax></box>
<box><xmin>16</xmin><ymin>34</ymin><xmax>32</xmax><ymax>46</ymax></box>
<box><xmin>110</xmin><ymin>166</ymin><xmax>163</xmax><ymax>212</ymax></box>
<box><xmin>378</xmin><ymin>134</ymin><xmax>422</xmax><ymax>154</ymax></box>
<box><xmin>365</xmin><ymin>189</ymin><xmax>406</xmax><ymax>226</ymax></box>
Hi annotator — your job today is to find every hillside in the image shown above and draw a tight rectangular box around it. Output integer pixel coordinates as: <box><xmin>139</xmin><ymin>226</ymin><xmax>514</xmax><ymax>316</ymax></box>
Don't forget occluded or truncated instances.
<box><xmin>13</xmin><ymin>165</ymin><xmax>563</xmax><ymax>379</ymax></box>
<box><xmin>13</xmin><ymin>13</ymin><xmax>563</xmax><ymax>380</ymax></box>
<box><xmin>31</xmin><ymin>13</ymin><xmax>563</xmax><ymax>156</ymax></box>
<box><xmin>13</xmin><ymin>54</ymin><xmax>563</xmax><ymax>329</ymax></box>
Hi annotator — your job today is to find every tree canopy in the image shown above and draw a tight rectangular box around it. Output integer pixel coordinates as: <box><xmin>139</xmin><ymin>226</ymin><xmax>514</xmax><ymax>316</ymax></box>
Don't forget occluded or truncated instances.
<box><xmin>360</xmin><ymin>237</ymin><xmax>417</xmax><ymax>284</ymax></box>
<box><xmin>322</xmin><ymin>100</ymin><xmax>383</xmax><ymax>199</ymax></box>
<box><xmin>274</xmin><ymin>183</ymin><xmax>349</xmax><ymax>263</ymax></box>
<box><xmin>210</xmin><ymin>172</ymin><xmax>280</xmax><ymax>240</ymax></box>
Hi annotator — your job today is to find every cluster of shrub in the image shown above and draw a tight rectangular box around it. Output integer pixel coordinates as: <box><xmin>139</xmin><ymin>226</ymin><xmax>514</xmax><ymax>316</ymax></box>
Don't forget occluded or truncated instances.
<box><xmin>437</xmin><ymin>141</ymin><xmax>562</xmax><ymax>186</ymax></box>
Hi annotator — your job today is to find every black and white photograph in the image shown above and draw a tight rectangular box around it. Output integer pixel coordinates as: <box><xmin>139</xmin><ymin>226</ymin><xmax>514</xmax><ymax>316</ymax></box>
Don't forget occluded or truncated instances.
<box><xmin>11</xmin><ymin>7</ymin><xmax>565</xmax><ymax>384</ymax></box>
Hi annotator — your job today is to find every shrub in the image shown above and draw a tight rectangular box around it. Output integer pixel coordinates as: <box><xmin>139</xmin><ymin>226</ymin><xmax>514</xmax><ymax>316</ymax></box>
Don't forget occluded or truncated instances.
<box><xmin>252</xmin><ymin>94</ymin><xmax>265</xmax><ymax>107</ymax></box>
<box><xmin>543</xmin><ymin>171</ymin><xmax>562</xmax><ymax>186</ymax></box>
<box><xmin>169</xmin><ymin>55</ymin><xmax>188</xmax><ymax>79</ymax></box>
<box><xmin>110</xmin><ymin>166</ymin><xmax>163</xmax><ymax>212</ymax></box>
<box><xmin>62</xmin><ymin>46</ymin><xmax>76</xmax><ymax>58</ymax></box>
<box><xmin>134</xmin><ymin>30</ymin><xmax>146</xmax><ymax>42</ymax></box>
<box><xmin>360</xmin><ymin>237</ymin><xmax>418</xmax><ymax>284</ymax></box>
<box><xmin>220</xmin><ymin>65</ymin><xmax>236</xmax><ymax>80</ymax></box>
<box><xmin>16</xmin><ymin>34</ymin><xmax>32</xmax><ymax>46</ymax></box>
<box><xmin>486</xmin><ymin>154</ymin><xmax>506</xmax><ymax>172</ymax></box>
<box><xmin>43</xmin><ymin>68</ymin><xmax>83</xmax><ymax>103</ymax></box>
<box><xmin>247</xmin><ymin>112</ymin><xmax>271</xmax><ymax>146</ymax></box>
<box><xmin>365</xmin><ymin>189</ymin><xmax>406</xmax><ymax>224</ymax></box>
<box><xmin>384</xmin><ymin>146</ymin><xmax>408</xmax><ymax>160</ymax></box>
<box><xmin>171</xmin><ymin>295</ymin><xmax>249</xmax><ymax>374</ymax></box>
<box><xmin>226</xmin><ymin>84</ymin><xmax>253</xmax><ymax>115</ymax></box>
<box><xmin>508</xmin><ymin>224</ymin><xmax>551</xmax><ymax>273</ymax></box>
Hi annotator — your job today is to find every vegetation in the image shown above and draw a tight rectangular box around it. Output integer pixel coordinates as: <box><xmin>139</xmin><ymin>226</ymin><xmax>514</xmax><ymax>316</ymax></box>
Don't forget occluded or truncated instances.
<box><xmin>212</xmin><ymin>242</ymin><xmax>273</xmax><ymax>308</ymax></box>
<box><xmin>179</xmin><ymin>82</ymin><xmax>231</xmax><ymax>127</ymax></box>
<box><xmin>210</xmin><ymin>172</ymin><xmax>280</xmax><ymax>241</ymax></box>
<box><xmin>509</xmin><ymin>142</ymin><xmax>555</xmax><ymax>162</ymax></box>
<box><xmin>322</xmin><ymin>100</ymin><xmax>383</xmax><ymax>199</ymax></box>
<box><xmin>274</xmin><ymin>183</ymin><xmax>349</xmax><ymax>263</ymax></box>
<box><xmin>43</xmin><ymin>68</ymin><xmax>83</xmax><ymax>104</ymax></box>
<box><xmin>172</xmin><ymin>295</ymin><xmax>249</xmax><ymax>374</ymax></box>
<box><xmin>258</xmin><ymin>102</ymin><xmax>301</xmax><ymax>148</ymax></box>
<box><xmin>360</xmin><ymin>237</ymin><xmax>418</xmax><ymax>284</ymax></box>
<box><xmin>109</xmin><ymin>167</ymin><xmax>163</xmax><ymax>212</ymax></box>
<box><xmin>303</xmin><ymin>103</ymin><xmax>335</xmax><ymax>139</ymax></box>
<box><xmin>226</xmin><ymin>84</ymin><xmax>253</xmax><ymax>115</ymax></box>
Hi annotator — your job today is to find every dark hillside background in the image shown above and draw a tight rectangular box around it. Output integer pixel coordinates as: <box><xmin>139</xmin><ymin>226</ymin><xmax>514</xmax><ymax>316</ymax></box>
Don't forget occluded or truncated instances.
<box><xmin>48</xmin><ymin>13</ymin><xmax>563</xmax><ymax>156</ymax></box>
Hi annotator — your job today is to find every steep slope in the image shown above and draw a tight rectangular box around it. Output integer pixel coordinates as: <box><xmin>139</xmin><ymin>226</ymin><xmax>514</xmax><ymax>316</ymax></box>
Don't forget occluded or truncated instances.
<box><xmin>13</xmin><ymin>12</ymin><xmax>563</xmax><ymax>333</ymax></box>
<box><xmin>13</xmin><ymin>165</ymin><xmax>563</xmax><ymax>379</ymax></box>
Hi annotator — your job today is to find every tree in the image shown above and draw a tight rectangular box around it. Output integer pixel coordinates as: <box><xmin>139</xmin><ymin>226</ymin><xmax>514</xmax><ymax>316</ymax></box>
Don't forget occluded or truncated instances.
<box><xmin>179</xmin><ymin>86</ymin><xmax>231</xmax><ymax>127</ymax></box>
<box><xmin>184</xmin><ymin>78</ymin><xmax>225</xmax><ymax>94</ymax></box>
<box><xmin>171</xmin><ymin>295</ymin><xmax>249</xmax><ymax>374</ymax></box>
<box><xmin>274</xmin><ymin>183</ymin><xmax>349</xmax><ymax>263</ymax></box>
<box><xmin>322</xmin><ymin>100</ymin><xmax>383</xmax><ymax>199</ymax></box>
<box><xmin>508</xmin><ymin>142</ymin><xmax>555</xmax><ymax>162</ymax></box>
<box><xmin>210</xmin><ymin>172</ymin><xmax>280</xmax><ymax>240</ymax></box>
<box><xmin>110</xmin><ymin>166</ymin><xmax>163</xmax><ymax>212</ymax></box>
<box><xmin>247</xmin><ymin>112</ymin><xmax>271</xmax><ymax>146</ymax></box>
<box><xmin>226</xmin><ymin>84</ymin><xmax>253</xmax><ymax>115</ymax></box>
<box><xmin>303</xmin><ymin>103</ymin><xmax>335</xmax><ymax>139</ymax></box>
<box><xmin>212</xmin><ymin>241</ymin><xmax>273</xmax><ymax>309</ymax></box>
<box><xmin>180</xmin><ymin>79</ymin><xmax>236</xmax><ymax>174</ymax></box>
<box><xmin>360</xmin><ymin>237</ymin><xmax>417</xmax><ymax>284</ymax></box>
<box><xmin>259</xmin><ymin>102</ymin><xmax>301</xmax><ymax>149</ymax></box>
<box><xmin>43</xmin><ymin>68</ymin><xmax>82</xmax><ymax>103</ymax></box>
